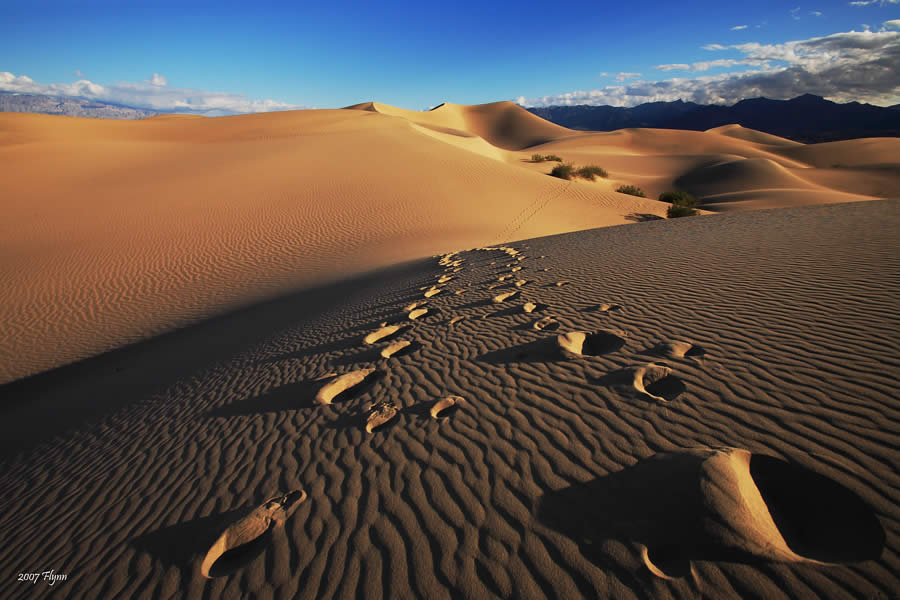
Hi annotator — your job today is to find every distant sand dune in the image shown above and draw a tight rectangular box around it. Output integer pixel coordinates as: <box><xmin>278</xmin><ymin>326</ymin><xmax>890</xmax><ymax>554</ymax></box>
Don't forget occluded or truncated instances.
<box><xmin>3</xmin><ymin>105</ymin><xmax>897</xmax><ymax>382</ymax></box>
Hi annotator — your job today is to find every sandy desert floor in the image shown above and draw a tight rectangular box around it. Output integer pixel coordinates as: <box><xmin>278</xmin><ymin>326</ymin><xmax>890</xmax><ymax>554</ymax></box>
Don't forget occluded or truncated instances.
<box><xmin>0</xmin><ymin>104</ymin><xmax>898</xmax><ymax>599</ymax></box>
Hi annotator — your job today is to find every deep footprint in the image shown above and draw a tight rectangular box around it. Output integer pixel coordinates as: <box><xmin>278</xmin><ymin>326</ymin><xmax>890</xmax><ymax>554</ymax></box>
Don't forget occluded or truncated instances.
<box><xmin>201</xmin><ymin>490</ymin><xmax>307</xmax><ymax>579</ymax></box>
<box><xmin>365</xmin><ymin>399</ymin><xmax>398</xmax><ymax>433</ymax></box>
<box><xmin>316</xmin><ymin>368</ymin><xmax>377</xmax><ymax>404</ymax></box>
<box><xmin>557</xmin><ymin>329</ymin><xmax>626</xmax><ymax>358</ymax></box>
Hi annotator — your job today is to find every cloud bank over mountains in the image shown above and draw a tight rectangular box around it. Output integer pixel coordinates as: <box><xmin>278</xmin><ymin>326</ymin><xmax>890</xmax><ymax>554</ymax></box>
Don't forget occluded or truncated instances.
<box><xmin>517</xmin><ymin>28</ymin><xmax>900</xmax><ymax>108</ymax></box>
<box><xmin>0</xmin><ymin>72</ymin><xmax>304</xmax><ymax>115</ymax></box>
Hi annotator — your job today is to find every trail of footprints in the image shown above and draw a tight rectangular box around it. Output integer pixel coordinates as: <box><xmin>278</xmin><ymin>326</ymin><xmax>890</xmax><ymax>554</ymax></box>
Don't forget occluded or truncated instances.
<box><xmin>211</xmin><ymin>244</ymin><xmax>765</xmax><ymax>582</ymax></box>
<box><xmin>193</xmin><ymin>241</ymin><xmax>884</xmax><ymax>579</ymax></box>
<box><xmin>315</xmin><ymin>243</ymin><xmax>699</xmax><ymax>443</ymax></box>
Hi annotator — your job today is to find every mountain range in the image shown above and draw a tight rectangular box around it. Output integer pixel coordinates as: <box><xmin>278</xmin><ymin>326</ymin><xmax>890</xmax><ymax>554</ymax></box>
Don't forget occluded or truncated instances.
<box><xmin>526</xmin><ymin>94</ymin><xmax>900</xmax><ymax>143</ymax></box>
<box><xmin>2</xmin><ymin>90</ymin><xmax>899</xmax><ymax>143</ymax></box>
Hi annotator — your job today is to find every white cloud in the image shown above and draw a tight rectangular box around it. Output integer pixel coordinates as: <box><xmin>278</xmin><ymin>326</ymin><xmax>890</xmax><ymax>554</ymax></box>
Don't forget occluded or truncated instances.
<box><xmin>884</xmin><ymin>19</ymin><xmax>900</xmax><ymax>28</ymax></box>
<box><xmin>655</xmin><ymin>64</ymin><xmax>691</xmax><ymax>71</ymax></box>
<box><xmin>656</xmin><ymin>58</ymin><xmax>758</xmax><ymax>72</ymax></box>
<box><xmin>791</xmin><ymin>6</ymin><xmax>802</xmax><ymax>19</ymax></box>
<box><xmin>731</xmin><ymin>25</ymin><xmax>749</xmax><ymax>30</ymax></box>
<box><xmin>850</xmin><ymin>0</ymin><xmax>899</xmax><ymax>5</ymax></box>
<box><xmin>615</xmin><ymin>72</ymin><xmax>641</xmax><ymax>81</ymax></box>
<box><xmin>0</xmin><ymin>72</ymin><xmax>306</xmax><ymax>115</ymax></box>
<box><xmin>518</xmin><ymin>29</ymin><xmax>900</xmax><ymax>108</ymax></box>
<box><xmin>811</xmin><ymin>11</ymin><xmax>824</xmax><ymax>16</ymax></box>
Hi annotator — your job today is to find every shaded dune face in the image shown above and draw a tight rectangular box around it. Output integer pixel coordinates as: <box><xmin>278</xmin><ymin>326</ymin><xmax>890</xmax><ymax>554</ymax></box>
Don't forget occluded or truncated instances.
<box><xmin>538</xmin><ymin>449</ymin><xmax>885</xmax><ymax>579</ymax></box>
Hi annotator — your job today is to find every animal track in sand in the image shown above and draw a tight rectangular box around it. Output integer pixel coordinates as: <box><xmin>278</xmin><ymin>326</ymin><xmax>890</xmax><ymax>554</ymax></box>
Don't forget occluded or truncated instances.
<box><xmin>557</xmin><ymin>329</ymin><xmax>626</xmax><ymax>358</ymax></box>
<box><xmin>430</xmin><ymin>395</ymin><xmax>465</xmax><ymax>418</ymax></box>
<box><xmin>364</xmin><ymin>325</ymin><xmax>404</xmax><ymax>345</ymax></box>
<box><xmin>409</xmin><ymin>308</ymin><xmax>429</xmax><ymax>320</ymax></box>
<box><xmin>316</xmin><ymin>368</ymin><xmax>377</xmax><ymax>404</ymax></box>
<box><xmin>201</xmin><ymin>490</ymin><xmax>307</xmax><ymax>579</ymax></box>
<box><xmin>633</xmin><ymin>363</ymin><xmax>684</xmax><ymax>402</ymax></box>
<box><xmin>534</xmin><ymin>316</ymin><xmax>560</xmax><ymax>331</ymax></box>
<box><xmin>523</xmin><ymin>302</ymin><xmax>549</xmax><ymax>314</ymax></box>
<box><xmin>381</xmin><ymin>340</ymin><xmax>412</xmax><ymax>359</ymax></box>
<box><xmin>493</xmin><ymin>290</ymin><xmax>521</xmax><ymax>303</ymax></box>
<box><xmin>366</xmin><ymin>399</ymin><xmax>398</xmax><ymax>433</ymax></box>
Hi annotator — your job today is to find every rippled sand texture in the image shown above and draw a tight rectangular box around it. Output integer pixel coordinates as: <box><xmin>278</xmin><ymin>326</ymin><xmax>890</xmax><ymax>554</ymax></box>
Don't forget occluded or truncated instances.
<box><xmin>0</xmin><ymin>200</ymin><xmax>896</xmax><ymax>599</ymax></box>
<box><xmin>3</xmin><ymin>104</ymin><xmax>898</xmax><ymax>383</ymax></box>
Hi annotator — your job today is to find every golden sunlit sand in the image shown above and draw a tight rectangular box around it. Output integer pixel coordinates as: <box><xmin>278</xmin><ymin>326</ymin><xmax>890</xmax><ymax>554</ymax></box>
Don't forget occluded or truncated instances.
<box><xmin>0</xmin><ymin>103</ymin><xmax>897</xmax><ymax>599</ymax></box>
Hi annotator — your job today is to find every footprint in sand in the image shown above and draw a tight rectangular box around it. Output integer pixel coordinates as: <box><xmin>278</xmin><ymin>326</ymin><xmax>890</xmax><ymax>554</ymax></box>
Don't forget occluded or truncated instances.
<box><xmin>454</xmin><ymin>289</ymin><xmax>466</xmax><ymax>295</ymax></box>
<box><xmin>655</xmin><ymin>340</ymin><xmax>705</xmax><ymax>359</ymax></box>
<box><xmin>365</xmin><ymin>398</ymin><xmax>398</xmax><ymax>433</ymax></box>
<box><xmin>409</xmin><ymin>308</ymin><xmax>429</xmax><ymax>320</ymax></box>
<box><xmin>534</xmin><ymin>316</ymin><xmax>560</xmax><ymax>331</ymax></box>
<box><xmin>499</xmin><ymin>274</ymin><xmax>513</xmax><ymax>281</ymax></box>
<box><xmin>557</xmin><ymin>329</ymin><xmax>626</xmax><ymax>358</ymax></box>
<box><xmin>493</xmin><ymin>290</ymin><xmax>521</xmax><ymax>303</ymax></box>
<box><xmin>640</xmin><ymin>448</ymin><xmax>886</xmax><ymax>577</ymax></box>
<box><xmin>201</xmin><ymin>490</ymin><xmax>307</xmax><ymax>579</ymax></box>
<box><xmin>381</xmin><ymin>340</ymin><xmax>412</xmax><ymax>358</ymax></box>
<box><xmin>523</xmin><ymin>302</ymin><xmax>549</xmax><ymax>314</ymax></box>
<box><xmin>540</xmin><ymin>448</ymin><xmax>885</xmax><ymax>582</ymax></box>
<box><xmin>540</xmin><ymin>267</ymin><xmax>552</xmax><ymax>272</ymax></box>
<box><xmin>594</xmin><ymin>302</ymin><xmax>622</xmax><ymax>312</ymax></box>
<box><xmin>438</xmin><ymin>274</ymin><xmax>453</xmax><ymax>284</ymax></box>
<box><xmin>555</xmin><ymin>280</ymin><xmax>570</xmax><ymax>287</ymax></box>
<box><xmin>449</xmin><ymin>315</ymin><xmax>466</xmax><ymax>325</ymax></box>
<box><xmin>403</xmin><ymin>300</ymin><xmax>427</xmax><ymax>312</ymax></box>
<box><xmin>424</xmin><ymin>287</ymin><xmax>442</xmax><ymax>298</ymax></box>
<box><xmin>316</xmin><ymin>368</ymin><xmax>377</xmax><ymax>404</ymax></box>
<box><xmin>632</xmin><ymin>363</ymin><xmax>684</xmax><ymax>402</ymax></box>
<box><xmin>431</xmin><ymin>395</ymin><xmax>466</xmax><ymax>418</ymax></box>
<box><xmin>511</xmin><ymin>266</ymin><xmax>523</xmax><ymax>272</ymax></box>
<box><xmin>514</xmin><ymin>279</ymin><xmax>529</xmax><ymax>287</ymax></box>
<box><xmin>364</xmin><ymin>324</ymin><xmax>404</xmax><ymax>345</ymax></box>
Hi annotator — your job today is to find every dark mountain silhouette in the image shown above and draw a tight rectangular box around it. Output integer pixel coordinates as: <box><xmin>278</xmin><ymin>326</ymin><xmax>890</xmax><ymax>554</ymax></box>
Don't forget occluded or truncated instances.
<box><xmin>526</xmin><ymin>95</ymin><xmax>900</xmax><ymax>143</ymax></box>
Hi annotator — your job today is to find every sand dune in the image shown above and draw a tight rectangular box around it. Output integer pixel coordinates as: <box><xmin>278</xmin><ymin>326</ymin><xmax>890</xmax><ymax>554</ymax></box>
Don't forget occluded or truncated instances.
<box><xmin>1</xmin><ymin>101</ymin><xmax>899</xmax><ymax>598</ymax></box>
<box><xmin>0</xmin><ymin>108</ymin><xmax>664</xmax><ymax>383</ymax></box>
<box><xmin>0</xmin><ymin>199</ymin><xmax>896</xmax><ymax>599</ymax></box>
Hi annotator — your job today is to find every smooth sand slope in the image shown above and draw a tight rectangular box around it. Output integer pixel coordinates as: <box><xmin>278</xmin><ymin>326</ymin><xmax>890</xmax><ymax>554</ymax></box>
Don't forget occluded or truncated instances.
<box><xmin>0</xmin><ymin>200</ymin><xmax>896</xmax><ymax>599</ymax></box>
<box><xmin>2</xmin><ymin>104</ymin><xmax>898</xmax><ymax>383</ymax></box>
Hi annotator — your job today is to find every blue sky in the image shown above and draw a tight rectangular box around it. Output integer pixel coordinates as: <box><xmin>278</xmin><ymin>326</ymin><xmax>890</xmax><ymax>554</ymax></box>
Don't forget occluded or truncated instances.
<box><xmin>1</xmin><ymin>0</ymin><xmax>898</xmax><ymax>113</ymax></box>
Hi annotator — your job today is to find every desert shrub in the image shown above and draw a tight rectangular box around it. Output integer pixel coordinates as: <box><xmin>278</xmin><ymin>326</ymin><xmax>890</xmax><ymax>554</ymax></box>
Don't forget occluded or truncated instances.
<box><xmin>667</xmin><ymin>204</ymin><xmax>698</xmax><ymax>218</ymax></box>
<box><xmin>575</xmin><ymin>165</ymin><xmax>608</xmax><ymax>180</ymax></box>
<box><xmin>616</xmin><ymin>184</ymin><xmax>646</xmax><ymax>197</ymax></box>
<box><xmin>659</xmin><ymin>190</ymin><xmax>698</xmax><ymax>207</ymax></box>
<box><xmin>531</xmin><ymin>153</ymin><xmax>563</xmax><ymax>162</ymax></box>
<box><xmin>550</xmin><ymin>163</ymin><xmax>576</xmax><ymax>180</ymax></box>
